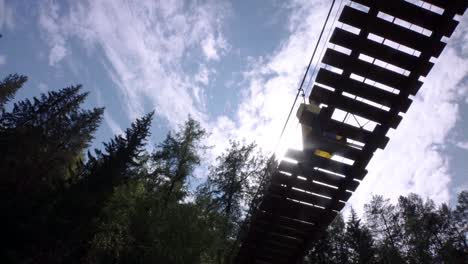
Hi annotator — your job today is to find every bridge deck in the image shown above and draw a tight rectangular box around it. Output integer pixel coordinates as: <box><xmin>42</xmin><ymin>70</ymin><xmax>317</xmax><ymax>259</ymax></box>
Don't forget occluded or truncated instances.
<box><xmin>236</xmin><ymin>1</ymin><xmax>467</xmax><ymax>263</ymax></box>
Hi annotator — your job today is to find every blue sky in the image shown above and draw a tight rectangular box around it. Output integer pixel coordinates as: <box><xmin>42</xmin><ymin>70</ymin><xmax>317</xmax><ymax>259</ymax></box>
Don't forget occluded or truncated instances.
<box><xmin>1</xmin><ymin>0</ymin><xmax>467</xmax><ymax>210</ymax></box>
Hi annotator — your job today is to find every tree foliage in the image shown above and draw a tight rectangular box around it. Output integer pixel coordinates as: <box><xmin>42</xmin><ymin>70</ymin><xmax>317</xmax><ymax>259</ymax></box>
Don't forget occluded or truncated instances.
<box><xmin>0</xmin><ymin>74</ymin><xmax>27</xmax><ymax>111</ymax></box>
<box><xmin>306</xmin><ymin>193</ymin><xmax>468</xmax><ymax>264</ymax></box>
<box><xmin>197</xmin><ymin>141</ymin><xmax>268</xmax><ymax>263</ymax></box>
<box><xmin>0</xmin><ymin>74</ymin><xmax>466</xmax><ymax>264</ymax></box>
<box><xmin>152</xmin><ymin>116</ymin><xmax>207</xmax><ymax>203</ymax></box>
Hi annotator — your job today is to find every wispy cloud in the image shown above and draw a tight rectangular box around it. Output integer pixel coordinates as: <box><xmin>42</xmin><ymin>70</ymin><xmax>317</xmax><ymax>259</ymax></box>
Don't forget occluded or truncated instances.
<box><xmin>208</xmin><ymin>0</ymin><xmax>336</xmax><ymax>156</ymax></box>
<box><xmin>350</xmin><ymin>17</ymin><xmax>468</xmax><ymax>208</ymax></box>
<box><xmin>209</xmin><ymin>0</ymin><xmax>468</xmax><ymax>211</ymax></box>
<box><xmin>103</xmin><ymin>112</ymin><xmax>124</xmax><ymax>136</ymax></box>
<box><xmin>456</xmin><ymin>140</ymin><xmax>468</xmax><ymax>150</ymax></box>
<box><xmin>39</xmin><ymin>0</ymin><xmax>230</xmax><ymax>126</ymax></box>
<box><xmin>0</xmin><ymin>0</ymin><xmax>15</xmax><ymax>31</ymax></box>
<box><xmin>38</xmin><ymin>0</ymin><xmax>467</xmax><ymax>208</ymax></box>
<box><xmin>0</xmin><ymin>54</ymin><xmax>5</xmax><ymax>66</ymax></box>
<box><xmin>201</xmin><ymin>33</ymin><xmax>228</xmax><ymax>60</ymax></box>
<box><xmin>94</xmin><ymin>88</ymin><xmax>124</xmax><ymax>136</ymax></box>
<box><xmin>39</xmin><ymin>0</ymin><xmax>69</xmax><ymax>66</ymax></box>
<box><xmin>38</xmin><ymin>82</ymin><xmax>49</xmax><ymax>93</ymax></box>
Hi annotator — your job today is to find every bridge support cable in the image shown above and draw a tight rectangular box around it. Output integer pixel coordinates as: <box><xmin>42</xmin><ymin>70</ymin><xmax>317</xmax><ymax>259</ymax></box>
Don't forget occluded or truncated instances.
<box><xmin>273</xmin><ymin>0</ymin><xmax>338</xmax><ymax>154</ymax></box>
<box><xmin>236</xmin><ymin>1</ymin><xmax>467</xmax><ymax>263</ymax></box>
<box><xmin>230</xmin><ymin>1</ymin><xmax>339</xmax><ymax>261</ymax></box>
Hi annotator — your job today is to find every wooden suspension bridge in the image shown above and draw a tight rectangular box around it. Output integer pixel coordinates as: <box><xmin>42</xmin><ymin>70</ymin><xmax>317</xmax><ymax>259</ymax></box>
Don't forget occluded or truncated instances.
<box><xmin>235</xmin><ymin>0</ymin><xmax>468</xmax><ymax>263</ymax></box>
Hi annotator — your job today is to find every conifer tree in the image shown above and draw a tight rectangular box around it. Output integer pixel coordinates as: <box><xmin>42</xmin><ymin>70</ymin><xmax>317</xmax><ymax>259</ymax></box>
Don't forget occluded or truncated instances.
<box><xmin>435</xmin><ymin>191</ymin><xmax>468</xmax><ymax>262</ymax></box>
<box><xmin>364</xmin><ymin>195</ymin><xmax>405</xmax><ymax>263</ymax></box>
<box><xmin>2</xmin><ymin>73</ymin><xmax>468</xmax><ymax>264</ymax></box>
<box><xmin>398</xmin><ymin>194</ymin><xmax>438</xmax><ymax>263</ymax></box>
<box><xmin>0</xmin><ymin>74</ymin><xmax>27</xmax><ymax>111</ymax></box>
<box><xmin>0</xmin><ymin>85</ymin><xmax>104</xmax><ymax>193</ymax></box>
<box><xmin>345</xmin><ymin>208</ymin><xmax>376</xmax><ymax>264</ymax></box>
<box><xmin>152</xmin><ymin>116</ymin><xmax>207</xmax><ymax>203</ymax></box>
<box><xmin>307</xmin><ymin>214</ymin><xmax>346</xmax><ymax>264</ymax></box>
<box><xmin>53</xmin><ymin>112</ymin><xmax>154</xmax><ymax>263</ymax></box>
<box><xmin>198</xmin><ymin>141</ymin><xmax>266</xmax><ymax>263</ymax></box>
<box><xmin>0</xmin><ymin>82</ymin><xmax>104</xmax><ymax>263</ymax></box>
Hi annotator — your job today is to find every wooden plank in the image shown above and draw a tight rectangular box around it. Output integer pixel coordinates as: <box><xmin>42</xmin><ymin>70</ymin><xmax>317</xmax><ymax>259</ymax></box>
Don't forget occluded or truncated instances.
<box><xmin>254</xmin><ymin>211</ymin><xmax>316</xmax><ymax>232</ymax></box>
<box><xmin>351</xmin><ymin>0</ymin><xmax>459</xmax><ymax>36</ymax></box>
<box><xmin>256</xmin><ymin>239</ymin><xmax>297</xmax><ymax>250</ymax></box>
<box><xmin>255</xmin><ymin>219</ymin><xmax>308</xmax><ymax>237</ymax></box>
<box><xmin>312</xmin><ymin>167</ymin><xmax>360</xmax><ymax>192</ymax></box>
<box><xmin>254</xmin><ymin>253</ymin><xmax>289</xmax><ymax>264</ymax></box>
<box><xmin>254</xmin><ymin>249</ymin><xmax>291</xmax><ymax>263</ymax></box>
<box><xmin>277</xmin><ymin>160</ymin><xmax>361</xmax><ymax>190</ymax></box>
<box><xmin>339</xmin><ymin>6</ymin><xmax>446</xmax><ymax>57</ymax></box>
<box><xmin>316</xmin><ymin>68</ymin><xmax>412</xmax><ymax>112</ymax></box>
<box><xmin>329</xmin><ymin>28</ymin><xmax>433</xmax><ymax>77</ymax></box>
<box><xmin>285</xmin><ymin>149</ymin><xmax>368</xmax><ymax>180</ymax></box>
<box><xmin>251</xmin><ymin>230</ymin><xmax>303</xmax><ymax>246</ymax></box>
<box><xmin>255</xmin><ymin>246</ymin><xmax>293</xmax><ymax>257</ymax></box>
<box><xmin>322</xmin><ymin>48</ymin><xmax>422</xmax><ymax>96</ymax></box>
<box><xmin>310</xmin><ymin>85</ymin><xmax>402</xmax><ymax>129</ymax></box>
<box><xmin>240</xmin><ymin>235</ymin><xmax>297</xmax><ymax>255</ymax></box>
<box><xmin>270</xmin><ymin>171</ymin><xmax>338</xmax><ymax>200</ymax></box>
<box><xmin>303</xmin><ymin>129</ymin><xmax>365</xmax><ymax>161</ymax></box>
<box><xmin>272</xmin><ymin>169</ymin><xmax>353</xmax><ymax>201</ymax></box>
<box><xmin>254</xmin><ymin>221</ymin><xmax>307</xmax><ymax>239</ymax></box>
<box><xmin>254</xmin><ymin>246</ymin><xmax>293</xmax><ymax>258</ymax></box>
<box><xmin>249</xmin><ymin>228</ymin><xmax>303</xmax><ymax>245</ymax></box>
<box><xmin>245</xmin><ymin>240</ymin><xmax>297</xmax><ymax>258</ymax></box>
<box><xmin>298</xmin><ymin>109</ymin><xmax>389</xmax><ymax>149</ymax></box>
<box><xmin>420</xmin><ymin>0</ymin><xmax>467</xmax><ymax>15</ymax></box>
<box><xmin>237</xmin><ymin>226</ymin><xmax>299</xmax><ymax>263</ymax></box>
<box><xmin>261</xmin><ymin>194</ymin><xmax>336</xmax><ymax>224</ymax></box>
<box><xmin>269</xmin><ymin>184</ymin><xmax>346</xmax><ymax>211</ymax></box>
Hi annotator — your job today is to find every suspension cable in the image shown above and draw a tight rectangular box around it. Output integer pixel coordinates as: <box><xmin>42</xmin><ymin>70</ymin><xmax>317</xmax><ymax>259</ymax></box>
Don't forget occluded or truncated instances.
<box><xmin>230</xmin><ymin>2</ymin><xmax>342</xmax><ymax>260</ymax></box>
<box><xmin>273</xmin><ymin>0</ymin><xmax>338</xmax><ymax>154</ymax></box>
<box><xmin>303</xmin><ymin>0</ymin><xmax>347</xmax><ymax>98</ymax></box>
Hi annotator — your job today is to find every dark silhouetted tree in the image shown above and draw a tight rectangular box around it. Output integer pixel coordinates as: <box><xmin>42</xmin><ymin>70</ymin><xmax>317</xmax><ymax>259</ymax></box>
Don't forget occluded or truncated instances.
<box><xmin>0</xmin><ymin>82</ymin><xmax>104</xmax><ymax>263</ymax></box>
<box><xmin>0</xmin><ymin>74</ymin><xmax>27</xmax><ymax>111</ymax></box>
<box><xmin>0</xmin><ymin>85</ymin><xmax>104</xmax><ymax>193</ymax></box>
<box><xmin>346</xmin><ymin>208</ymin><xmax>376</xmax><ymax>263</ymax></box>
<box><xmin>152</xmin><ymin>116</ymin><xmax>207</xmax><ymax>203</ymax></box>
<box><xmin>56</xmin><ymin>112</ymin><xmax>154</xmax><ymax>263</ymax></box>
<box><xmin>365</xmin><ymin>195</ymin><xmax>405</xmax><ymax>263</ymax></box>
<box><xmin>198</xmin><ymin>141</ymin><xmax>266</xmax><ymax>263</ymax></box>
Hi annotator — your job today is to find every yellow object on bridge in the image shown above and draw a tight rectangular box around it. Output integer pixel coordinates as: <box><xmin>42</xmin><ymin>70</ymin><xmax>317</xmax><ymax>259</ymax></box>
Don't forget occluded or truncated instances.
<box><xmin>314</xmin><ymin>149</ymin><xmax>332</xmax><ymax>159</ymax></box>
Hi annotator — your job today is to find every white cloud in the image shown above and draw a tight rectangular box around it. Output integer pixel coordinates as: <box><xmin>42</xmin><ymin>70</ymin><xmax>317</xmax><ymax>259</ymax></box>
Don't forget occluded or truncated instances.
<box><xmin>38</xmin><ymin>82</ymin><xmax>49</xmax><ymax>93</ymax></box>
<box><xmin>95</xmin><ymin>88</ymin><xmax>124</xmax><ymax>136</ymax></box>
<box><xmin>49</xmin><ymin>45</ymin><xmax>67</xmax><ymax>66</ymax></box>
<box><xmin>0</xmin><ymin>0</ymin><xmax>14</xmax><ymax>30</ymax></box>
<box><xmin>201</xmin><ymin>33</ymin><xmax>227</xmax><ymax>60</ymax></box>
<box><xmin>202</xmin><ymin>35</ymin><xmax>218</xmax><ymax>60</ymax></box>
<box><xmin>209</xmin><ymin>0</ymin><xmax>468</xmax><ymax>213</ymax></box>
<box><xmin>39</xmin><ymin>0</ymin><xmax>230</xmax><ymax>126</ymax></box>
<box><xmin>194</xmin><ymin>64</ymin><xmax>211</xmax><ymax>86</ymax></box>
<box><xmin>0</xmin><ymin>54</ymin><xmax>5</xmax><ymax>65</ymax></box>
<box><xmin>38</xmin><ymin>0</ymin><xmax>468</xmax><ymax>211</ymax></box>
<box><xmin>350</xmin><ymin>36</ymin><xmax>468</xmax><ymax>210</ymax></box>
<box><xmin>208</xmin><ymin>0</ymin><xmax>335</xmax><ymax>157</ymax></box>
<box><xmin>104</xmin><ymin>112</ymin><xmax>124</xmax><ymax>136</ymax></box>
<box><xmin>456</xmin><ymin>140</ymin><xmax>468</xmax><ymax>150</ymax></box>
<box><xmin>39</xmin><ymin>0</ymin><xmax>69</xmax><ymax>66</ymax></box>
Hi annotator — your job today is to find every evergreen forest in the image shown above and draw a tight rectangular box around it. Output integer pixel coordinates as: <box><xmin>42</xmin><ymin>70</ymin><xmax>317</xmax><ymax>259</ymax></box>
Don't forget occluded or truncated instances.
<box><xmin>1</xmin><ymin>75</ymin><xmax>466</xmax><ymax>263</ymax></box>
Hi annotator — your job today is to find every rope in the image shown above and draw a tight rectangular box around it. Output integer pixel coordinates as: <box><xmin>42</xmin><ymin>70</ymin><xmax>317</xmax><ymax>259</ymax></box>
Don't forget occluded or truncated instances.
<box><xmin>231</xmin><ymin>1</ymin><xmax>341</xmax><ymax>260</ymax></box>
<box><xmin>273</xmin><ymin>0</ymin><xmax>338</xmax><ymax>154</ymax></box>
<box><xmin>303</xmin><ymin>0</ymin><xmax>347</xmax><ymax>98</ymax></box>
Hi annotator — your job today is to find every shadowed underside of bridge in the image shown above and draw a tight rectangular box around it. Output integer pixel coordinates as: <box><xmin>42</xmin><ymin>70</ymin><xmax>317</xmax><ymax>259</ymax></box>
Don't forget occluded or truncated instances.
<box><xmin>236</xmin><ymin>1</ymin><xmax>467</xmax><ymax>263</ymax></box>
